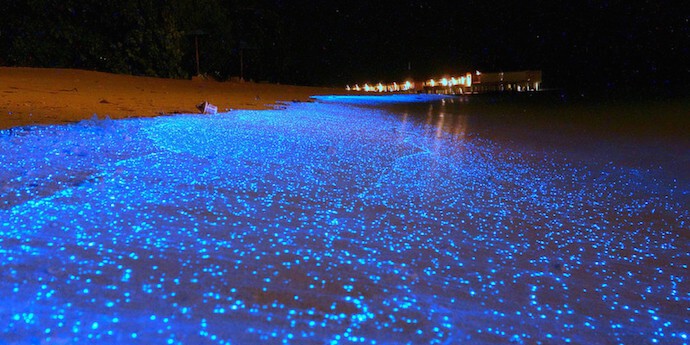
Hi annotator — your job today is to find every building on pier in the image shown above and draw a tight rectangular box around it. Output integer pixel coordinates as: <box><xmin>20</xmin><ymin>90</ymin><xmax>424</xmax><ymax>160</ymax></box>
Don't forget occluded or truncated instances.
<box><xmin>470</xmin><ymin>70</ymin><xmax>541</xmax><ymax>93</ymax></box>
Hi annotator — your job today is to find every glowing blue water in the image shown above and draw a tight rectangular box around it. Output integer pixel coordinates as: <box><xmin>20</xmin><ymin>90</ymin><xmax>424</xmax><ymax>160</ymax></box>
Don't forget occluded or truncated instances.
<box><xmin>1</xmin><ymin>95</ymin><xmax>688</xmax><ymax>344</ymax></box>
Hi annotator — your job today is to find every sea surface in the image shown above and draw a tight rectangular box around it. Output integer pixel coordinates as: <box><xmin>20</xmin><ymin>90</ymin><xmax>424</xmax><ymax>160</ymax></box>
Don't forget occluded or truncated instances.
<box><xmin>1</xmin><ymin>94</ymin><xmax>688</xmax><ymax>344</ymax></box>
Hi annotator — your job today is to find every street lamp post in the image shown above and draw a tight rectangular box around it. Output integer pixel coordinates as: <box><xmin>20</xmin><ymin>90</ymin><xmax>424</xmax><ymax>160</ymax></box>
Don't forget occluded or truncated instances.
<box><xmin>188</xmin><ymin>29</ymin><xmax>207</xmax><ymax>77</ymax></box>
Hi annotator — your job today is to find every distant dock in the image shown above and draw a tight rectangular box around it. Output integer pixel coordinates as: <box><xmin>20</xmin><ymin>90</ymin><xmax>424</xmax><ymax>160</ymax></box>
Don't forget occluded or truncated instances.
<box><xmin>347</xmin><ymin>70</ymin><xmax>542</xmax><ymax>95</ymax></box>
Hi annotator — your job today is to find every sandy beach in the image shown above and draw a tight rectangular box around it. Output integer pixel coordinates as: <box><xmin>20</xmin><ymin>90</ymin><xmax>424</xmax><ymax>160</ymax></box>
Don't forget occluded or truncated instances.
<box><xmin>0</xmin><ymin>67</ymin><xmax>345</xmax><ymax>129</ymax></box>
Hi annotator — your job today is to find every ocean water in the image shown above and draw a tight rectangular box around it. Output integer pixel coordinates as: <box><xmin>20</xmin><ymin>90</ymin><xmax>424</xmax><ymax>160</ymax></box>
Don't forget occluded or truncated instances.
<box><xmin>0</xmin><ymin>94</ymin><xmax>688</xmax><ymax>344</ymax></box>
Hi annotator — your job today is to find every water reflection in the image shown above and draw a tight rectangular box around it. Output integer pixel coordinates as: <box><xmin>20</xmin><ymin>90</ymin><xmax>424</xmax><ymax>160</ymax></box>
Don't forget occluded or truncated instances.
<box><xmin>382</xmin><ymin>94</ymin><xmax>689</xmax><ymax>195</ymax></box>
<box><xmin>394</xmin><ymin>99</ymin><xmax>470</xmax><ymax>142</ymax></box>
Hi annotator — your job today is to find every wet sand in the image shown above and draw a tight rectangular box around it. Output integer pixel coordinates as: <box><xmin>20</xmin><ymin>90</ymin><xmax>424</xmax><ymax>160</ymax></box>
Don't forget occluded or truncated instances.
<box><xmin>1</xmin><ymin>95</ymin><xmax>688</xmax><ymax>344</ymax></box>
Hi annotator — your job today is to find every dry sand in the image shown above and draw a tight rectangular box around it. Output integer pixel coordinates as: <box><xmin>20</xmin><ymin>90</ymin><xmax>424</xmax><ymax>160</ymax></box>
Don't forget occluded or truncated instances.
<box><xmin>0</xmin><ymin>67</ymin><xmax>345</xmax><ymax>129</ymax></box>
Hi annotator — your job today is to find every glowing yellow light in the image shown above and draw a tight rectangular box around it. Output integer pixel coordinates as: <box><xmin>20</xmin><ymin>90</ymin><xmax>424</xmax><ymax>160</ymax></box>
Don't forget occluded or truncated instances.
<box><xmin>441</xmin><ymin>78</ymin><xmax>448</xmax><ymax>86</ymax></box>
<box><xmin>429</xmin><ymin>79</ymin><xmax>436</xmax><ymax>87</ymax></box>
<box><xmin>354</xmin><ymin>84</ymin><xmax>361</xmax><ymax>91</ymax></box>
<box><xmin>404</xmin><ymin>81</ymin><xmax>412</xmax><ymax>90</ymax></box>
<box><xmin>465</xmin><ymin>73</ymin><xmax>472</xmax><ymax>87</ymax></box>
<box><xmin>346</xmin><ymin>85</ymin><xmax>351</xmax><ymax>91</ymax></box>
<box><xmin>364</xmin><ymin>84</ymin><xmax>370</xmax><ymax>92</ymax></box>
<box><xmin>377</xmin><ymin>83</ymin><xmax>384</xmax><ymax>92</ymax></box>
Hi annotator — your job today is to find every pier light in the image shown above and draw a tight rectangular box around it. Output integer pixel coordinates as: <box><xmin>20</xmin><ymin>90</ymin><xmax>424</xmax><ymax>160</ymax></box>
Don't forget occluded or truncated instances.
<box><xmin>429</xmin><ymin>79</ymin><xmax>436</xmax><ymax>87</ymax></box>
<box><xmin>441</xmin><ymin>78</ymin><xmax>449</xmax><ymax>86</ymax></box>
<box><xmin>354</xmin><ymin>84</ymin><xmax>361</xmax><ymax>91</ymax></box>
<box><xmin>465</xmin><ymin>73</ymin><xmax>472</xmax><ymax>87</ymax></box>
<box><xmin>460</xmin><ymin>76</ymin><xmax>465</xmax><ymax>85</ymax></box>
<box><xmin>346</xmin><ymin>85</ymin><xmax>351</xmax><ymax>91</ymax></box>
<box><xmin>377</xmin><ymin>83</ymin><xmax>384</xmax><ymax>92</ymax></box>
<box><xmin>364</xmin><ymin>83</ymin><xmax>370</xmax><ymax>92</ymax></box>
<box><xmin>404</xmin><ymin>81</ymin><xmax>412</xmax><ymax>90</ymax></box>
<box><xmin>450</xmin><ymin>77</ymin><xmax>458</xmax><ymax>85</ymax></box>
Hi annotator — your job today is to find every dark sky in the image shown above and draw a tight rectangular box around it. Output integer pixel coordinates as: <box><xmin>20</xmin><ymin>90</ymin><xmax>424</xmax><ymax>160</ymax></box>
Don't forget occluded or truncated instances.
<box><xmin>277</xmin><ymin>1</ymin><xmax>689</xmax><ymax>93</ymax></box>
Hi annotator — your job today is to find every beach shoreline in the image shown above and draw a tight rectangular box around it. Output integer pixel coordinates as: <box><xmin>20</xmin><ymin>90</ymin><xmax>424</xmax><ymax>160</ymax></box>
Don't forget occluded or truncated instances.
<box><xmin>0</xmin><ymin>67</ymin><xmax>347</xmax><ymax>130</ymax></box>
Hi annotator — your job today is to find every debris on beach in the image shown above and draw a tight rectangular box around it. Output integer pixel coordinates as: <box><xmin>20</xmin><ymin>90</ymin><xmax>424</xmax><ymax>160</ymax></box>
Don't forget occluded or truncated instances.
<box><xmin>196</xmin><ymin>101</ymin><xmax>218</xmax><ymax>114</ymax></box>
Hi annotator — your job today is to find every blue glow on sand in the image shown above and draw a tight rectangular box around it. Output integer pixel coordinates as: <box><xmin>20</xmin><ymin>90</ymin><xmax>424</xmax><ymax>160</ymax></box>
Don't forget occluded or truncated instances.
<box><xmin>0</xmin><ymin>94</ymin><xmax>688</xmax><ymax>344</ymax></box>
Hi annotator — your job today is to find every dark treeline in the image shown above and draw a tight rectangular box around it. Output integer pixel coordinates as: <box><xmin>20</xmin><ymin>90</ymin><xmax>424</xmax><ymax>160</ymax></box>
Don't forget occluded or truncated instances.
<box><xmin>0</xmin><ymin>0</ymin><xmax>285</xmax><ymax>82</ymax></box>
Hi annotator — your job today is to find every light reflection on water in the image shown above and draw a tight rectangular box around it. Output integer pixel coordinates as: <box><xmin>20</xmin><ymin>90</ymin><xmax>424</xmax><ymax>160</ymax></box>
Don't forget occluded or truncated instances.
<box><xmin>0</xmin><ymin>94</ymin><xmax>688</xmax><ymax>344</ymax></box>
<box><xmin>343</xmin><ymin>94</ymin><xmax>690</xmax><ymax>190</ymax></box>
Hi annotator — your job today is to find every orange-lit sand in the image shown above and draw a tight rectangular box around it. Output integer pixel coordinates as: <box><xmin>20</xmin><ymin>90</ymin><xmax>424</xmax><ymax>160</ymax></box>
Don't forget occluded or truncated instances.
<box><xmin>0</xmin><ymin>67</ymin><xmax>345</xmax><ymax>129</ymax></box>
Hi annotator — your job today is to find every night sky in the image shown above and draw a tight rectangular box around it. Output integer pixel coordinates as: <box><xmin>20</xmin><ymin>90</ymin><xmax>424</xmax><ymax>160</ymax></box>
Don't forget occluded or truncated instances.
<box><xmin>278</xmin><ymin>1</ymin><xmax>688</xmax><ymax>93</ymax></box>
<box><xmin>1</xmin><ymin>0</ymin><xmax>688</xmax><ymax>94</ymax></box>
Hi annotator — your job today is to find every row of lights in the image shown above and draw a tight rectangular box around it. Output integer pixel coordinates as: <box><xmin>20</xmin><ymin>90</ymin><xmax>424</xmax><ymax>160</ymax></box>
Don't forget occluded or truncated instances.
<box><xmin>346</xmin><ymin>72</ymin><xmax>475</xmax><ymax>93</ymax></box>
<box><xmin>346</xmin><ymin>80</ymin><xmax>415</xmax><ymax>93</ymax></box>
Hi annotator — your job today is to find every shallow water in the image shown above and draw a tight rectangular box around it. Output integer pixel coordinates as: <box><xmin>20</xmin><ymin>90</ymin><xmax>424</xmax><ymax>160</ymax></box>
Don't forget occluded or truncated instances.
<box><xmin>0</xmin><ymin>95</ymin><xmax>688</xmax><ymax>344</ymax></box>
